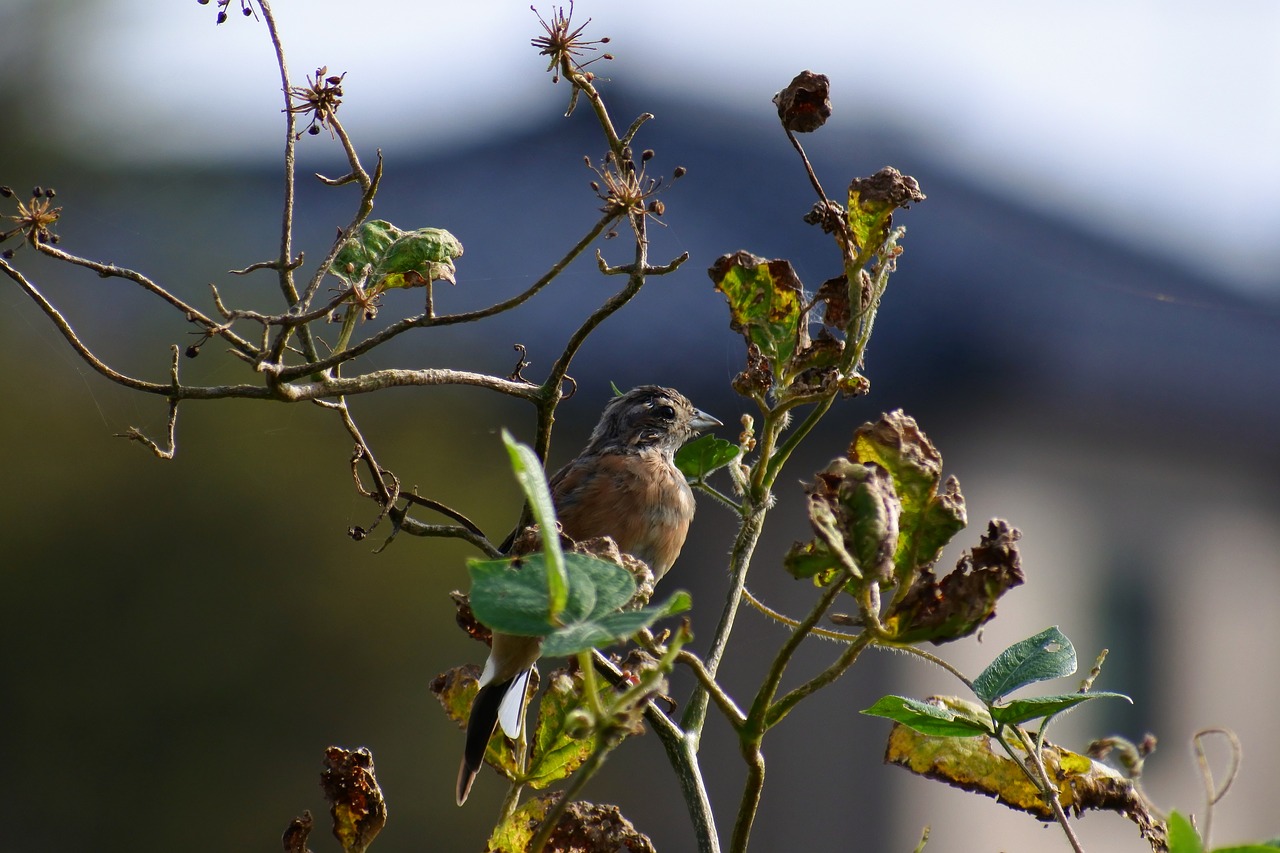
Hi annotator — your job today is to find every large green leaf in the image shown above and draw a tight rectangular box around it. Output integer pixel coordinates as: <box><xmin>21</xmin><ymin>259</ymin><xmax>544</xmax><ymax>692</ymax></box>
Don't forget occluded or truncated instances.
<box><xmin>972</xmin><ymin>626</ymin><xmax>1076</xmax><ymax>704</ymax></box>
<box><xmin>467</xmin><ymin>553</ymin><xmax>690</xmax><ymax>658</ymax></box>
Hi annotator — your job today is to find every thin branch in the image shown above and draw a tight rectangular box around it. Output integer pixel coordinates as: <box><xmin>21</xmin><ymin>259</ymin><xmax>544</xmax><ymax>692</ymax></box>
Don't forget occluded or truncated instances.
<box><xmin>1193</xmin><ymin>727</ymin><xmax>1242</xmax><ymax>849</ymax></box>
<box><xmin>676</xmin><ymin>650</ymin><xmax>745</xmax><ymax>728</ymax></box>
<box><xmin>765</xmin><ymin>630</ymin><xmax>872</xmax><ymax>728</ymax></box>
<box><xmin>229</xmin><ymin>254</ymin><xmax>304</xmax><ymax>276</ymax></box>
<box><xmin>271</xmin><ymin>210</ymin><xmax>620</xmax><ymax>383</ymax></box>
<box><xmin>740</xmin><ymin>587</ymin><xmax>859</xmax><ymax>642</ymax></box>
<box><xmin>115</xmin><ymin>345</ymin><xmax>182</xmax><ymax>459</ymax></box>
<box><xmin>34</xmin><ymin>244</ymin><xmax>259</xmax><ymax>357</ymax></box>
<box><xmin>3</xmin><ymin>258</ymin><xmax>178</xmax><ymax>395</ymax></box>
<box><xmin>681</xmin><ymin>505</ymin><xmax>766</xmax><ymax>735</ymax></box>
<box><xmin>784</xmin><ymin>127</ymin><xmax>829</xmax><ymax>204</ymax></box>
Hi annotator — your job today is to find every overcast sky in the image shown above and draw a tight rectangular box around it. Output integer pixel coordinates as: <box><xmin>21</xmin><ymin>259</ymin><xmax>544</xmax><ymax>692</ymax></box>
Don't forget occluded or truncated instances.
<box><xmin>27</xmin><ymin>0</ymin><xmax>1280</xmax><ymax>293</ymax></box>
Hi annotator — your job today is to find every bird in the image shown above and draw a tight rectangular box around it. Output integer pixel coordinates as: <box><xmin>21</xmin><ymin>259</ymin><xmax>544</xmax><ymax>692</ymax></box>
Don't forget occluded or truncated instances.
<box><xmin>456</xmin><ymin>385</ymin><xmax>721</xmax><ymax>805</ymax></box>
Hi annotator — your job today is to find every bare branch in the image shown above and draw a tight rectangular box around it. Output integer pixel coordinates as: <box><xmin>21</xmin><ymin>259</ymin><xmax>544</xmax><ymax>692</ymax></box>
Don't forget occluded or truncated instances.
<box><xmin>35</xmin><ymin>243</ymin><xmax>260</xmax><ymax>357</ymax></box>
<box><xmin>115</xmin><ymin>345</ymin><xmax>182</xmax><ymax>459</ymax></box>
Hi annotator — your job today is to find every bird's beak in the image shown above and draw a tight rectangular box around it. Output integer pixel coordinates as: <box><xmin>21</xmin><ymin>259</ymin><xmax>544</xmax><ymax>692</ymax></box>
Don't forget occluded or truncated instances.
<box><xmin>690</xmin><ymin>409</ymin><xmax>723</xmax><ymax>433</ymax></box>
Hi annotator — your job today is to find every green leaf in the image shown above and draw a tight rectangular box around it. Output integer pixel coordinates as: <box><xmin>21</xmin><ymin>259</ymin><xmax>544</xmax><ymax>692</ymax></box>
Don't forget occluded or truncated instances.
<box><xmin>1168</xmin><ymin>811</ymin><xmax>1204</xmax><ymax>853</ymax></box>
<box><xmin>331</xmin><ymin>220</ymin><xmax>401</xmax><ymax>284</ymax></box>
<box><xmin>468</xmin><ymin>553</ymin><xmax>630</xmax><ymax>637</ymax></box>
<box><xmin>609</xmin><ymin>380</ymin><xmax>624</xmax><ymax>396</ymax></box>
<box><xmin>972</xmin><ymin>627</ymin><xmax>1076</xmax><ymax>704</ymax></box>
<box><xmin>330</xmin><ymin>219</ymin><xmax>463</xmax><ymax>289</ymax></box>
<box><xmin>502</xmin><ymin>430</ymin><xmax>568</xmax><ymax>620</ymax></box>
<box><xmin>990</xmin><ymin>691</ymin><xmax>1132</xmax><ymax>728</ymax></box>
<box><xmin>709</xmin><ymin>250</ymin><xmax>806</xmax><ymax>386</ymax></box>
<box><xmin>849</xmin><ymin>412</ymin><xmax>967</xmax><ymax>585</ymax></box>
<box><xmin>467</xmin><ymin>553</ymin><xmax>690</xmax><ymax>658</ymax></box>
<box><xmin>861</xmin><ymin>695</ymin><xmax>992</xmax><ymax>738</ymax></box>
<box><xmin>675</xmin><ymin>434</ymin><xmax>741</xmax><ymax>481</ymax></box>
<box><xmin>374</xmin><ymin>226</ymin><xmax>463</xmax><ymax>288</ymax></box>
<box><xmin>521</xmin><ymin>670</ymin><xmax>609</xmax><ymax>789</ymax></box>
<box><xmin>487</xmin><ymin>794</ymin><xmax>556</xmax><ymax>853</ymax></box>
<box><xmin>540</xmin><ymin>590</ymin><xmax>691</xmax><ymax>658</ymax></box>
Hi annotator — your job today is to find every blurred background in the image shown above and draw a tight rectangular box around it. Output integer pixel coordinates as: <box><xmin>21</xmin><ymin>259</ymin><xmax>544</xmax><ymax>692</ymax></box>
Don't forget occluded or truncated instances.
<box><xmin>3</xmin><ymin>2</ymin><xmax>1279</xmax><ymax>851</ymax></box>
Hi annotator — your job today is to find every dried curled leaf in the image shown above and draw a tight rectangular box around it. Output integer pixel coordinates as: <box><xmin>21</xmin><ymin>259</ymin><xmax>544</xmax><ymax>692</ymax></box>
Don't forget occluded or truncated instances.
<box><xmin>785</xmin><ymin>458</ymin><xmax>901</xmax><ymax>585</ymax></box>
<box><xmin>850</xmin><ymin>411</ymin><xmax>967</xmax><ymax>585</ymax></box>
<box><xmin>487</xmin><ymin>795</ymin><xmax>655</xmax><ymax>853</ymax></box>
<box><xmin>883</xmin><ymin>519</ymin><xmax>1025</xmax><ymax>645</ymax></box>
<box><xmin>320</xmin><ymin>747</ymin><xmax>386</xmax><ymax>853</ymax></box>
<box><xmin>846</xmin><ymin>167</ymin><xmax>925</xmax><ymax>261</ymax></box>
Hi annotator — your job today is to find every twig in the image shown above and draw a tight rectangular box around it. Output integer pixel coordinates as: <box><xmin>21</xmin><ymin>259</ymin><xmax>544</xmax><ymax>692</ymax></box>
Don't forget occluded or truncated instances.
<box><xmin>115</xmin><ymin>345</ymin><xmax>182</xmax><ymax>459</ymax></box>
<box><xmin>1193</xmin><ymin>727</ymin><xmax>1242</xmax><ymax>849</ymax></box>
<box><xmin>675</xmin><ymin>650</ymin><xmax>745</xmax><ymax>728</ymax></box>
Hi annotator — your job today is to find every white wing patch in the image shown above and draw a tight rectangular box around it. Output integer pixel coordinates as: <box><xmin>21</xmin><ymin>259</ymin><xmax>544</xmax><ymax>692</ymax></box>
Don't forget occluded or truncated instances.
<box><xmin>497</xmin><ymin>666</ymin><xmax>535</xmax><ymax>739</ymax></box>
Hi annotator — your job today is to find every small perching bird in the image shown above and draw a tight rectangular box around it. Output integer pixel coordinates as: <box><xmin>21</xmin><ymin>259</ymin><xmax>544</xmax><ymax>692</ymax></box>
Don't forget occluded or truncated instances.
<box><xmin>456</xmin><ymin>385</ymin><xmax>721</xmax><ymax>805</ymax></box>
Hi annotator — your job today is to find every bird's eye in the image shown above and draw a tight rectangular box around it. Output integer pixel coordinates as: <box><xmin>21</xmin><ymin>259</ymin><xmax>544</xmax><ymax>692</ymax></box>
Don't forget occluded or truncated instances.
<box><xmin>655</xmin><ymin>404</ymin><xmax>676</xmax><ymax>420</ymax></box>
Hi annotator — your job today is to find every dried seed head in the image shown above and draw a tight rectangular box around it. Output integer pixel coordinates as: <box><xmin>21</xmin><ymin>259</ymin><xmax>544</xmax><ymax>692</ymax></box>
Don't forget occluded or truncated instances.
<box><xmin>0</xmin><ymin>186</ymin><xmax>12</xmax><ymax>198</ymax></box>
<box><xmin>216</xmin><ymin>10</ymin><xmax>227</xmax><ymax>23</ymax></box>
<box><xmin>641</xmin><ymin>149</ymin><xmax>654</xmax><ymax>163</ymax></box>
<box><xmin>673</xmin><ymin>166</ymin><xmax>687</xmax><ymax>179</ymax></box>
<box><xmin>773</xmin><ymin>70</ymin><xmax>832</xmax><ymax>133</ymax></box>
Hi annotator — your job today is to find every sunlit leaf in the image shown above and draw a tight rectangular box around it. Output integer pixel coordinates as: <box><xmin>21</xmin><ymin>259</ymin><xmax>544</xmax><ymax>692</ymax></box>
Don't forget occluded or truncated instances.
<box><xmin>849</xmin><ymin>411</ymin><xmax>967</xmax><ymax>585</ymax></box>
<box><xmin>990</xmin><ymin>691</ymin><xmax>1132</xmax><ymax>728</ymax></box>
<box><xmin>845</xmin><ymin>167</ymin><xmax>925</xmax><ymax>265</ymax></box>
<box><xmin>709</xmin><ymin>250</ymin><xmax>806</xmax><ymax>386</ymax></box>
<box><xmin>861</xmin><ymin>695</ymin><xmax>991</xmax><ymax>738</ymax></box>
<box><xmin>522</xmin><ymin>670</ymin><xmax>609</xmax><ymax>789</ymax></box>
<box><xmin>883</xmin><ymin>698</ymin><xmax>1153</xmax><ymax>831</ymax></box>
<box><xmin>972</xmin><ymin>626</ymin><xmax>1076</xmax><ymax>704</ymax></box>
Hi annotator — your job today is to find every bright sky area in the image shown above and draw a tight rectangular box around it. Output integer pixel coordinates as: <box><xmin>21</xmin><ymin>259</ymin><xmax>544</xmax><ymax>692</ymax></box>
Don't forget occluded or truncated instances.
<box><xmin>31</xmin><ymin>0</ymin><xmax>1280</xmax><ymax>294</ymax></box>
